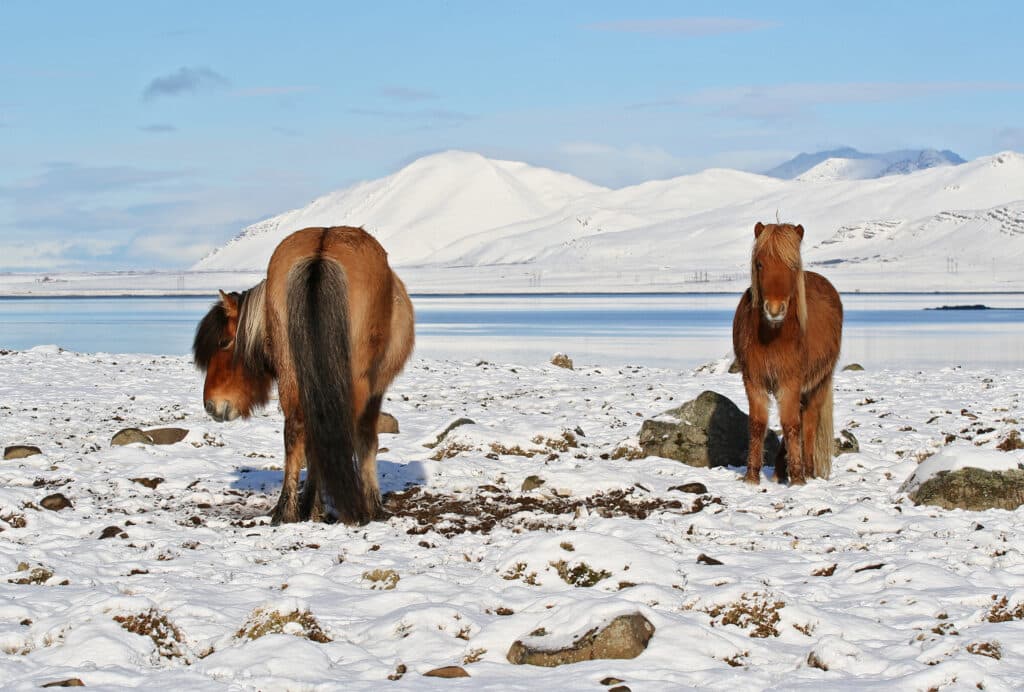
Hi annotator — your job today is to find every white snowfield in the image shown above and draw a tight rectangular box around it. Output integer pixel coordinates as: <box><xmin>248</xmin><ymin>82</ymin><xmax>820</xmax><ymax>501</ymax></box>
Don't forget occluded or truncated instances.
<box><xmin>184</xmin><ymin>149</ymin><xmax>1024</xmax><ymax>295</ymax></box>
<box><xmin>1</xmin><ymin>347</ymin><xmax>1023</xmax><ymax>690</ymax></box>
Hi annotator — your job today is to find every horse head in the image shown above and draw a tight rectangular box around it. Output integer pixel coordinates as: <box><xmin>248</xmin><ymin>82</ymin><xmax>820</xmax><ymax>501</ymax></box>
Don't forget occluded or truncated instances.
<box><xmin>751</xmin><ymin>222</ymin><xmax>806</xmax><ymax>329</ymax></box>
<box><xmin>193</xmin><ymin>287</ymin><xmax>272</xmax><ymax>422</ymax></box>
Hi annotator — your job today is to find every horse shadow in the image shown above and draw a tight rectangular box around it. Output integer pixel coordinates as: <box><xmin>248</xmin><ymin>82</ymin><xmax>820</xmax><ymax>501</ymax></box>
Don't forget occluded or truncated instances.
<box><xmin>228</xmin><ymin>457</ymin><xmax>430</xmax><ymax>496</ymax></box>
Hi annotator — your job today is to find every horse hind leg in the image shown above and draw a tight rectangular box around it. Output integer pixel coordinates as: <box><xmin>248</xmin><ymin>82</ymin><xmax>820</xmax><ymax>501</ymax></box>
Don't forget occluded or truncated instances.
<box><xmin>356</xmin><ymin>390</ymin><xmax>386</xmax><ymax>521</ymax></box>
<box><xmin>272</xmin><ymin>415</ymin><xmax>305</xmax><ymax>524</ymax></box>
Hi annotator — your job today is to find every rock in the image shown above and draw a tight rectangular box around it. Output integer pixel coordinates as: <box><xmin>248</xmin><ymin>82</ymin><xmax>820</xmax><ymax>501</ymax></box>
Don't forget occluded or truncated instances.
<box><xmin>997</xmin><ymin>430</ymin><xmax>1024</xmax><ymax>451</ymax></box>
<box><xmin>842</xmin><ymin>363</ymin><xmax>865</xmax><ymax>371</ymax></box>
<box><xmin>507</xmin><ymin>613</ymin><xmax>655</xmax><ymax>667</ymax></box>
<box><xmin>377</xmin><ymin>412</ymin><xmax>400</xmax><ymax>435</ymax></box>
<box><xmin>551</xmin><ymin>353</ymin><xmax>574</xmax><ymax>370</ymax></box>
<box><xmin>423</xmin><ymin>666</ymin><xmax>470</xmax><ymax>678</ymax></box>
<box><xmin>521</xmin><ymin>475</ymin><xmax>545</xmax><ymax>492</ymax></box>
<box><xmin>4</xmin><ymin>445</ymin><xmax>42</xmax><ymax>460</ymax></box>
<box><xmin>131</xmin><ymin>477</ymin><xmax>164</xmax><ymax>489</ymax></box>
<box><xmin>696</xmin><ymin>553</ymin><xmax>724</xmax><ymax>565</ymax></box>
<box><xmin>834</xmin><ymin>429</ymin><xmax>859</xmax><ymax>455</ymax></box>
<box><xmin>668</xmin><ymin>482</ymin><xmax>707</xmax><ymax>494</ymax></box>
<box><xmin>99</xmin><ymin>526</ymin><xmax>127</xmax><ymax>539</ymax></box>
<box><xmin>41</xmin><ymin>679</ymin><xmax>85</xmax><ymax>688</ymax></box>
<box><xmin>728</xmin><ymin>360</ymin><xmax>742</xmax><ymax>374</ymax></box>
<box><xmin>111</xmin><ymin>428</ymin><xmax>153</xmax><ymax>446</ymax></box>
<box><xmin>639</xmin><ymin>391</ymin><xmax>780</xmax><ymax>468</ymax></box>
<box><xmin>910</xmin><ymin>468</ymin><xmax>1024</xmax><ymax>511</ymax></box>
<box><xmin>144</xmin><ymin>427</ymin><xmax>188</xmax><ymax>445</ymax></box>
<box><xmin>41</xmin><ymin>493</ymin><xmax>72</xmax><ymax>511</ymax></box>
<box><xmin>423</xmin><ymin>417</ymin><xmax>475</xmax><ymax>449</ymax></box>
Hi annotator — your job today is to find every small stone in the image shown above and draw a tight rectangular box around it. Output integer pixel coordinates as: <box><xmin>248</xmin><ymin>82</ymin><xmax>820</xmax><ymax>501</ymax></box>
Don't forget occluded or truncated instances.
<box><xmin>842</xmin><ymin>363</ymin><xmax>865</xmax><ymax>371</ymax></box>
<box><xmin>131</xmin><ymin>477</ymin><xmax>165</xmax><ymax>489</ymax></box>
<box><xmin>551</xmin><ymin>353</ymin><xmax>574</xmax><ymax>370</ymax></box>
<box><xmin>834</xmin><ymin>429</ymin><xmax>859</xmax><ymax>455</ymax></box>
<box><xmin>521</xmin><ymin>475</ymin><xmax>545</xmax><ymax>492</ymax></box>
<box><xmin>377</xmin><ymin>413</ymin><xmax>400</xmax><ymax>435</ymax></box>
<box><xmin>727</xmin><ymin>360</ymin><xmax>742</xmax><ymax>374</ymax></box>
<box><xmin>41</xmin><ymin>679</ymin><xmax>85</xmax><ymax>688</ymax></box>
<box><xmin>696</xmin><ymin>553</ymin><xmax>724</xmax><ymax>566</ymax></box>
<box><xmin>669</xmin><ymin>482</ymin><xmax>707</xmax><ymax>495</ymax></box>
<box><xmin>40</xmin><ymin>493</ymin><xmax>72</xmax><ymax>511</ymax></box>
<box><xmin>111</xmin><ymin>428</ymin><xmax>153</xmax><ymax>446</ymax></box>
<box><xmin>996</xmin><ymin>430</ymin><xmax>1024</xmax><ymax>451</ymax></box>
<box><xmin>99</xmin><ymin>526</ymin><xmax>126</xmax><ymax>539</ymax></box>
<box><xmin>4</xmin><ymin>445</ymin><xmax>42</xmax><ymax>460</ymax></box>
<box><xmin>423</xmin><ymin>666</ymin><xmax>470</xmax><ymax>678</ymax></box>
<box><xmin>144</xmin><ymin>428</ymin><xmax>188</xmax><ymax>445</ymax></box>
<box><xmin>601</xmin><ymin>678</ymin><xmax>626</xmax><ymax>686</ymax></box>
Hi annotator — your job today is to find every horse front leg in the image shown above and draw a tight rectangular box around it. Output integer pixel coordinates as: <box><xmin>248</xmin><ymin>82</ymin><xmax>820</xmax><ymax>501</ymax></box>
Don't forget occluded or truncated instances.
<box><xmin>272</xmin><ymin>416</ymin><xmax>305</xmax><ymax>524</ymax></box>
<box><xmin>743</xmin><ymin>382</ymin><xmax>770</xmax><ymax>485</ymax></box>
<box><xmin>779</xmin><ymin>384</ymin><xmax>805</xmax><ymax>485</ymax></box>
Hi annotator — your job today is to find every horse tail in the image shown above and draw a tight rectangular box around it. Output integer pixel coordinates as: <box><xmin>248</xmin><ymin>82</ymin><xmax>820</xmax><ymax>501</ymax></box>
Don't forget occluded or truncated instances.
<box><xmin>813</xmin><ymin>378</ymin><xmax>834</xmax><ymax>479</ymax></box>
<box><xmin>286</xmin><ymin>256</ymin><xmax>364</xmax><ymax>524</ymax></box>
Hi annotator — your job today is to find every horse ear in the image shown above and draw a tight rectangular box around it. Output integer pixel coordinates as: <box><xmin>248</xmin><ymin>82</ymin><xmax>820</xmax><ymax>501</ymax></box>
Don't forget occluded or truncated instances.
<box><xmin>218</xmin><ymin>290</ymin><xmax>239</xmax><ymax>318</ymax></box>
<box><xmin>794</xmin><ymin>224</ymin><xmax>804</xmax><ymax>240</ymax></box>
<box><xmin>754</xmin><ymin>222</ymin><xmax>765</xmax><ymax>238</ymax></box>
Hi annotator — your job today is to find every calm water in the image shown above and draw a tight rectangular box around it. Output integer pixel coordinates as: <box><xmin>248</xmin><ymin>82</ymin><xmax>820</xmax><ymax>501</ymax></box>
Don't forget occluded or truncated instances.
<box><xmin>1</xmin><ymin>293</ymin><xmax>1022</xmax><ymax>369</ymax></box>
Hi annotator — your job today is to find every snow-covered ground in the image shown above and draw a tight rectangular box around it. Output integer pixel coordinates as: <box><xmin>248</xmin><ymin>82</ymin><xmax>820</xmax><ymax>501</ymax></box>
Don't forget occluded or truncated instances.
<box><xmin>2</xmin><ymin>346</ymin><xmax>1023</xmax><ymax>690</ymax></box>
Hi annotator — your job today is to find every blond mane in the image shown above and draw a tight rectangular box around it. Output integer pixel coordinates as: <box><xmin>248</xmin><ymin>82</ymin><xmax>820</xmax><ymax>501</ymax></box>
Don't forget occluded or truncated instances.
<box><xmin>235</xmin><ymin>280</ymin><xmax>269</xmax><ymax>371</ymax></box>
<box><xmin>750</xmin><ymin>224</ymin><xmax>807</xmax><ymax>331</ymax></box>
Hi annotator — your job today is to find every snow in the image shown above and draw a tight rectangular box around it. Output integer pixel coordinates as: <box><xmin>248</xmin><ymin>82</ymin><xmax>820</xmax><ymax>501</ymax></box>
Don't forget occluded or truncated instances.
<box><xmin>175</xmin><ymin>149</ymin><xmax>1024</xmax><ymax>295</ymax></box>
<box><xmin>2</xmin><ymin>346</ymin><xmax>1024</xmax><ymax>689</ymax></box>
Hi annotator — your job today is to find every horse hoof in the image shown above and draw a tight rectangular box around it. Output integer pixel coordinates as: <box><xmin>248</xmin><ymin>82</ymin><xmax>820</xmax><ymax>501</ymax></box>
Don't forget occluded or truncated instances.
<box><xmin>743</xmin><ymin>475</ymin><xmax>761</xmax><ymax>486</ymax></box>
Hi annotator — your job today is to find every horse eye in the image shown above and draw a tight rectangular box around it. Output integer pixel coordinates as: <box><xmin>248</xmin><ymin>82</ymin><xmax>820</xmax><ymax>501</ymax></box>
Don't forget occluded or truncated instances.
<box><xmin>219</xmin><ymin>338</ymin><xmax>232</xmax><ymax>350</ymax></box>
<box><xmin>756</xmin><ymin>262</ymin><xmax>763</xmax><ymax>270</ymax></box>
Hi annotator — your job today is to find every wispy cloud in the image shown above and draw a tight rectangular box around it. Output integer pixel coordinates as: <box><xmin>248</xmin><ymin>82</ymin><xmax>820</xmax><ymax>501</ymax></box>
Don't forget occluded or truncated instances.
<box><xmin>142</xmin><ymin>67</ymin><xmax>229</xmax><ymax>102</ymax></box>
<box><xmin>995</xmin><ymin>127</ymin><xmax>1024</xmax><ymax>151</ymax></box>
<box><xmin>380</xmin><ymin>86</ymin><xmax>439</xmax><ymax>102</ymax></box>
<box><xmin>140</xmin><ymin>124</ymin><xmax>177</xmax><ymax>134</ymax></box>
<box><xmin>634</xmin><ymin>81</ymin><xmax>1024</xmax><ymax>122</ymax></box>
<box><xmin>348</xmin><ymin>107</ymin><xmax>475</xmax><ymax>124</ymax></box>
<box><xmin>584</xmin><ymin>17</ymin><xmax>780</xmax><ymax>36</ymax></box>
<box><xmin>234</xmin><ymin>85</ymin><xmax>316</xmax><ymax>97</ymax></box>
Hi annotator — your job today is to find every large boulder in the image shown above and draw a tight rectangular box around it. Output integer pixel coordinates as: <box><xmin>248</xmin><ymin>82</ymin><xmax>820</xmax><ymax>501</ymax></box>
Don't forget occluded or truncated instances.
<box><xmin>910</xmin><ymin>468</ymin><xmax>1024</xmax><ymax>511</ymax></box>
<box><xmin>639</xmin><ymin>391</ymin><xmax>780</xmax><ymax>468</ymax></box>
<box><xmin>507</xmin><ymin>613</ymin><xmax>654</xmax><ymax>667</ymax></box>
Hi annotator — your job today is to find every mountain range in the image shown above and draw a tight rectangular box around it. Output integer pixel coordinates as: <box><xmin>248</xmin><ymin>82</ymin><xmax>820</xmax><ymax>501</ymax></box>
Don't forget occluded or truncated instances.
<box><xmin>195</xmin><ymin>148</ymin><xmax>1024</xmax><ymax>293</ymax></box>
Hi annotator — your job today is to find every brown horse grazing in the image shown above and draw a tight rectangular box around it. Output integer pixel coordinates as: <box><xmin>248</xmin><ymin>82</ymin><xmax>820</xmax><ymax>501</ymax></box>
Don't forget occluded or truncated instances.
<box><xmin>732</xmin><ymin>222</ymin><xmax>843</xmax><ymax>485</ymax></box>
<box><xmin>193</xmin><ymin>226</ymin><xmax>415</xmax><ymax>524</ymax></box>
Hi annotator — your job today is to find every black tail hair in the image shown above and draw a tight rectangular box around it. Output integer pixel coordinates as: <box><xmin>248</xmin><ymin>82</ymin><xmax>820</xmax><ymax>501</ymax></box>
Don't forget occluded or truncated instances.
<box><xmin>286</xmin><ymin>256</ymin><xmax>364</xmax><ymax>524</ymax></box>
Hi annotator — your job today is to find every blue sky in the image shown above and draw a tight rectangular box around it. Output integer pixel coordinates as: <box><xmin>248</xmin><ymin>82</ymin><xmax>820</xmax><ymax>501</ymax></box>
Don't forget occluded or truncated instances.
<box><xmin>2</xmin><ymin>1</ymin><xmax>1022</xmax><ymax>271</ymax></box>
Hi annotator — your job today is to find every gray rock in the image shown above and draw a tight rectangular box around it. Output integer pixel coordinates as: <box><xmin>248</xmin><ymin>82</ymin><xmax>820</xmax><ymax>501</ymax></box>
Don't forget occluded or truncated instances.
<box><xmin>111</xmin><ymin>428</ymin><xmax>153</xmax><ymax>446</ymax></box>
<box><xmin>834</xmin><ymin>429</ymin><xmax>859</xmax><ymax>455</ymax></box>
<box><xmin>639</xmin><ymin>391</ymin><xmax>780</xmax><ymax>468</ymax></box>
<box><xmin>144</xmin><ymin>427</ymin><xmax>188</xmax><ymax>445</ymax></box>
<box><xmin>521</xmin><ymin>475</ymin><xmax>545</xmax><ymax>492</ymax></box>
<box><xmin>377</xmin><ymin>413</ymin><xmax>400</xmax><ymax>435</ymax></box>
<box><xmin>910</xmin><ymin>468</ymin><xmax>1024</xmax><ymax>511</ymax></box>
<box><xmin>507</xmin><ymin>612</ymin><xmax>655</xmax><ymax>667</ymax></box>
<box><xmin>41</xmin><ymin>493</ymin><xmax>72</xmax><ymax>511</ymax></box>
<box><xmin>842</xmin><ymin>363</ymin><xmax>865</xmax><ymax>371</ymax></box>
<box><xmin>4</xmin><ymin>445</ymin><xmax>42</xmax><ymax>460</ymax></box>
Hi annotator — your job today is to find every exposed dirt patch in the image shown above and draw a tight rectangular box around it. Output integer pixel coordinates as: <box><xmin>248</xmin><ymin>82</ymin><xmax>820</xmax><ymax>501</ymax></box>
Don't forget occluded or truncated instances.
<box><xmin>383</xmin><ymin>485</ymin><xmax>704</xmax><ymax>538</ymax></box>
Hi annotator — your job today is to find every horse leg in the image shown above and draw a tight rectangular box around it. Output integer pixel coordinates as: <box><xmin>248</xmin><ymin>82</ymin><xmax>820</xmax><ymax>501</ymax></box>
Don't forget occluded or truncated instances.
<box><xmin>272</xmin><ymin>415</ymin><xmax>305</xmax><ymax>524</ymax></box>
<box><xmin>801</xmin><ymin>382</ymin><xmax>829</xmax><ymax>479</ymax></box>
<box><xmin>772</xmin><ymin>437</ymin><xmax>789</xmax><ymax>484</ymax></box>
<box><xmin>743</xmin><ymin>382</ymin><xmax>770</xmax><ymax>485</ymax></box>
<box><xmin>356</xmin><ymin>392</ymin><xmax>386</xmax><ymax>520</ymax></box>
<box><xmin>779</xmin><ymin>384</ymin><xmax>805</xmax><ymax>485</ymax></box>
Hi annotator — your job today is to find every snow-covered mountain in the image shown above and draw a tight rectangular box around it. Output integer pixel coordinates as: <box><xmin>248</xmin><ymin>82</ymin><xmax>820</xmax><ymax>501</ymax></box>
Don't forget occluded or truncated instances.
<box><xmin>764</xmin><ymin>147</ymin><xmax>966</xmax><ymax>180</ymax></box>
<box><xmin>195</xmin><ymin>149</ymin><xmax>1024</xmax><ymax>293</ymax></box>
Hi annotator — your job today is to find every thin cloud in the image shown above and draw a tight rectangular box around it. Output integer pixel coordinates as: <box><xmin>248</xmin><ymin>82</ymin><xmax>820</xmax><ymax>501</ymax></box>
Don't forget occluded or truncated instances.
<box><xmin>140</xmin><ymin>124</ymin><xmax>177</xmax><ymax>134</ymax></box>
<box><xmin>585</xmin><ymin>17</ymin><xmax>780</xmax><ymax>36</ymax></box>
<box><xmin>234</xmin><ymin>85</ymin><xmax>316</xmax><ymax>97</ymax></box>
<box><xmin>380</xmin><ymin>86</ymin><xmax>439</xmax><ymax>102</ymax></box>
<box><xmin>995</xmin><ymin>127</ymin><xmax>1024</xmax><ymax>151</ymax></box>
<box><xmin>142</xmin><ymin>67</ymin><xmax>229</xmax><ymax>101</ymax></box>
<box><xmin>348</xmin><ymin>107</ymin><xmax>476</xmax><ymax>124</ymax></box>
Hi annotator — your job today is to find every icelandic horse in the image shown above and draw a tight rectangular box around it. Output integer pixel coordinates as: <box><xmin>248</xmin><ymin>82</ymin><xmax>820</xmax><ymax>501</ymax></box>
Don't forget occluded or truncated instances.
<box><xmin>193</xmin><ymin>226</ymin><xmax>415</xmax><ymax>524</ymax></box>
<box><xmin>732</xmin><ymin>222</ymin><xmax>843</xmax><ymax>485</ymax></box>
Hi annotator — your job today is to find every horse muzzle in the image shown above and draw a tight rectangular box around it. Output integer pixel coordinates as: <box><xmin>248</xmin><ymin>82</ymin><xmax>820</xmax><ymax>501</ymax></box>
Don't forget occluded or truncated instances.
<box><xmin>762</xmin><ymin>300</ymin><xmax>788</xmax><ymax>326</ymax></box>
<box><xmin>205</xmin><ymin>399</ymin><xmax>240</xmax><ymax>422</ymax></box>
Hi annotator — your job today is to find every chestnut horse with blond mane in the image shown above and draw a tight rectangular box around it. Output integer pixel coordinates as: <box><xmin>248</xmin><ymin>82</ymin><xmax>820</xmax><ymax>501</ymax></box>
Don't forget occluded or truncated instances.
<box><xmin>193</xmin><ymin>226</ymin><xmax>414</xmax><ymax>524</ymax></box>
<box><xmin>732</xmin><ymin>222</ymin><xmax>842</xmax><ymax>485</ymax></box>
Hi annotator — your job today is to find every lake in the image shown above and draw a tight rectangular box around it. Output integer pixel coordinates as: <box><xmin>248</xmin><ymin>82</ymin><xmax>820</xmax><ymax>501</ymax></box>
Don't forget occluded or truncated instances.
<box><xmin>1</xmin><ymin>293</ymin><xmax>1022</xmax><ymax>369</ymax></box>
